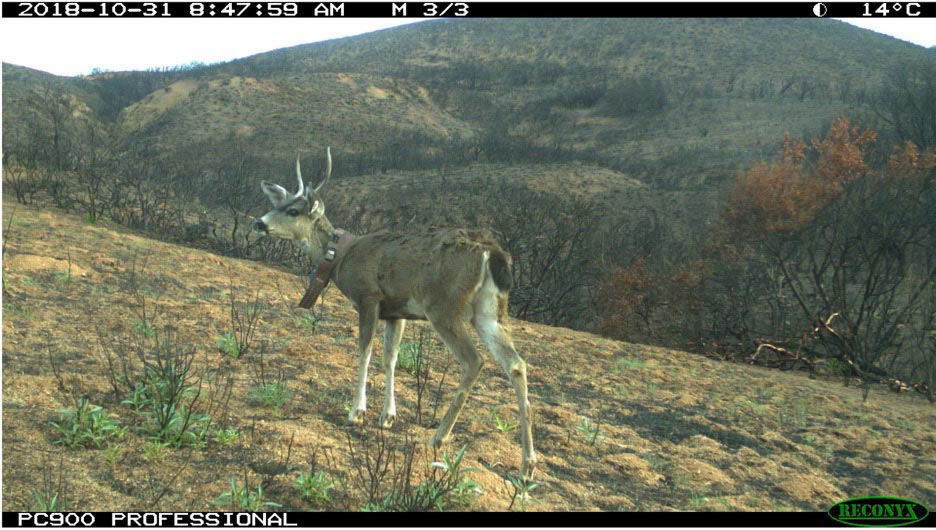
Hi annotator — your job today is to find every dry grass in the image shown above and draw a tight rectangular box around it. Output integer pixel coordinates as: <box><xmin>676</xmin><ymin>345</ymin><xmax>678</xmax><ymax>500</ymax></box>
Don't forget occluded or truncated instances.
<box><xmin>115</xmin><ymin>71</ymin><xmax>474</xmax><ymax>156</ymax></box>
<box><xmin>3</xmin><ymin>197</ymin><xmax>934</xmax><ymax>512</ymax></box>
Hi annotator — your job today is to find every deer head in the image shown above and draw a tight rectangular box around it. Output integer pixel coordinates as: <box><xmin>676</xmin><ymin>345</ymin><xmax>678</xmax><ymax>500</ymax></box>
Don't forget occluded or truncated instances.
<box><xmin>252</xmin><ymin>147</ymin><xmax>333</xmax><ymax>256</ymax></box>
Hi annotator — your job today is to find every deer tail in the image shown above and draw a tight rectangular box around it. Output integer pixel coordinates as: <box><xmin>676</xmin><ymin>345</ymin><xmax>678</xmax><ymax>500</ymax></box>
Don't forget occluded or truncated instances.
<box><xmin>489</xmin><ymin>249</ymin><xmax>513</xmax><ymax>293</ymax></box>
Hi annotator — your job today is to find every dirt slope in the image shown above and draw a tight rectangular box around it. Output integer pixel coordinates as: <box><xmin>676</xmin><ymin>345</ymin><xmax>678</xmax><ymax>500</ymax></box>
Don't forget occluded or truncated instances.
<box><xmin>2</xmin><ymin>197</ymin><xmax>934</xmax><ymax>513</ymax></box>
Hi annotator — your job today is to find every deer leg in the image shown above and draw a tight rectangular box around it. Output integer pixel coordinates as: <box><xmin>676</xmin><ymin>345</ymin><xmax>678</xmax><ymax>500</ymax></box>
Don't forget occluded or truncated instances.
<box><xmin>428</xmin><ymin>321</ymin><xmax>483</xmax><ymax>449</ymax></box>
<box><xmin>379</xmin><ymin>318</ymin><xmax>406</xmax><ymax>429</ymax></box>
<box><xmin>347</xmin><ymin>303</ymin><xmax>380</xmax><ymax>424</ymax></box>
<box><xmin>475</xmin><ymin>316</ymin><xmax>537</xmax><ymax>481</ymax></box>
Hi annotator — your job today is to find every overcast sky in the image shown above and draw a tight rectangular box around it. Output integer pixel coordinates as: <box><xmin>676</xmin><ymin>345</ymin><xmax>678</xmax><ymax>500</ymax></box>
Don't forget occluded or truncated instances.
<box><xmin>0</xmin><ymin>6</ymin><xmax>933</xmax><ymax>77</ymax></box>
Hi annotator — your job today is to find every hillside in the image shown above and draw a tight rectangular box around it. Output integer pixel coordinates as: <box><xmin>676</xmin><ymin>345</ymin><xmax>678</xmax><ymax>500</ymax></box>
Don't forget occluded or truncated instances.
<box><xmin>5</xmin><ymin>18</ymin><xmax>934</xmax><ymax>187</ymax></box>
<box><xmin>160</xmin><ymin>18</ymin><xmax>936</xmax><ymax>182</ymax></box>
<box><xmin>115</xmin><ymin>72</ymin><xmax>474</xmax><ymax>155</ymax></box>
<box><xmin>3</xmin><ymin>196</ymin><xmax>935</xmax><ymax>513</ymax></box>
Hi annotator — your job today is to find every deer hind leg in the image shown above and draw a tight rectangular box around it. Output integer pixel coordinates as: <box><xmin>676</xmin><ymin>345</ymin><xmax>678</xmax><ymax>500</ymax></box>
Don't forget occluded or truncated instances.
<box><xmin>428</xmin><ymin>320</ymin><xmax>483</xmax><ymax>449</ymax></box>
<box><xmin>379</xmin><ymin>318</ymin><xmax>406</xmax><ymax>429</ymax></box>
<box><xmin>474</xmin><ymin>310</ymin><xmax>537</xmax><ymax>481</ymax></box>
<box><xmin>348</xmin><ymin>302</ymin><xmax>380</xmax><ymax>424</ymax></box>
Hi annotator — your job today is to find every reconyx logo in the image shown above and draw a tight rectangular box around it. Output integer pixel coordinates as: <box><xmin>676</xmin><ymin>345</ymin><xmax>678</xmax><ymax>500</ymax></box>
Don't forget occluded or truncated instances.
<box><xmin>828</xmin><ymin>496</ymin><xmax>930</xmax><ymax>527</ymax></box>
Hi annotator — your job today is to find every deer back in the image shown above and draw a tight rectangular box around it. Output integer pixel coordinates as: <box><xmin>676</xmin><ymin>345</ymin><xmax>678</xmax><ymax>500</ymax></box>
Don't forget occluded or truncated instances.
<box><xmin>332</xmin><ymin>227</ymin><xmax>512</xmax><ymax>321</ymax></box>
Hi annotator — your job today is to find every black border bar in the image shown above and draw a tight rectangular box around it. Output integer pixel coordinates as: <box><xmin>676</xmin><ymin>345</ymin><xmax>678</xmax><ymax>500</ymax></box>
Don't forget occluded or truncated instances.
<box><xmin>3</xmin><ymin>1</ymin><xmax>934</xmax><ymax>18</ymax></box>
<box><xmin>3</xmin><ymin>510</ymin><xmax>843</xmax><ymax>527</ymax></box>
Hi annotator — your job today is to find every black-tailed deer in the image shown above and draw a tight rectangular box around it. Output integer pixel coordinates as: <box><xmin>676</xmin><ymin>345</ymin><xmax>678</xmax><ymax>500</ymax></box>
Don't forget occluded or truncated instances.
<box><xmin>252</xmin><ymin>148</ymin><xmax>536</xmax><ymax>480</ymax></box>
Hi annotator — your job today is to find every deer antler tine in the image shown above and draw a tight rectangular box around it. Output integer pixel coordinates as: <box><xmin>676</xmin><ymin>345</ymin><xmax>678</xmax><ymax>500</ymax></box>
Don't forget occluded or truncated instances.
<box><xmin>314</xmin><ymin>147</ymin><xmax>332</xmax><ymax>193</ymax></box>
<box><xmin>295</xmin><ymin>154</ymin><xmax>305</xmax><ymax>197</ymax></box>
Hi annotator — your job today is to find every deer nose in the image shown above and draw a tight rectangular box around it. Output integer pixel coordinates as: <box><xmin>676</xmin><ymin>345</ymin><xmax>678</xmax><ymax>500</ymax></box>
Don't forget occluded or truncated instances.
<box><xmin>252</xmin><ymin>219</ymin><xmax>268</xmax><ymax>233</ymax></box>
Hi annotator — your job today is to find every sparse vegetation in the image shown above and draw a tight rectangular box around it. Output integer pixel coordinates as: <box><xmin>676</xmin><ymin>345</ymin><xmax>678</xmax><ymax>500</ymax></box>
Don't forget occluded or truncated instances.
<box><xmin>216</xmin><ymin>331</ymin><xmax>242</xmax><ymax>358</ymax></box>
<box><xmin>215</xmin><ymin>475</ymin><xmax>281</xmax><ymax>512</ymax></box>
<box><xmin>346</xmin><ymin>429</ymin><xmax>482</xmax><ymax>512</ymax></box>
<box><xmin>50</xmin><ymin>397</ymin><xmax>126</xmax><ymax>449</ymax></box>
<box><xmin>220</xmin><ymin>278</ymin><xmax>265</xmax><ymax>359</ymax></box>
<box><xmin>31</xmin><ymin>455</ymin><xmax>74</xmax><ymax>512</ymax></box>
<box><xmin>294</xmin><ymin>470</ymin><xmax>335</xmax><ymax>507</ymax></box>
<box><xmin>491</xmin><ymin>409</ymin><xmax>518</xmax><ymax>434</ymax></box>
<box><xmin>250</xmin><ymin>380</ymin><xmax>292</xmax><ymax>417</ymax></box>
<box><xmin>505</xmin><ymin>474</ymin><xmax>540</xmax><ymax>512</ymax></box>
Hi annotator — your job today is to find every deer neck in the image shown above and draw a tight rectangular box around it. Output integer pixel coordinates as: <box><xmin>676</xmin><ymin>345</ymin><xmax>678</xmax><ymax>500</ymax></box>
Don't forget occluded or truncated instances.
<box><xmin>298</xmin><ymin>215</ymin><xmax>337</xmax><ymax>262</ymax></box>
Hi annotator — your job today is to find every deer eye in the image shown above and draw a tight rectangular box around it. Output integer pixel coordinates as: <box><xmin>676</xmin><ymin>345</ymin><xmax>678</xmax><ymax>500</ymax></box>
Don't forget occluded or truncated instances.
<box><xmin>286</xmin><ymin>208</ymin><xmax>300</xmax><ymax>217</ymax></box>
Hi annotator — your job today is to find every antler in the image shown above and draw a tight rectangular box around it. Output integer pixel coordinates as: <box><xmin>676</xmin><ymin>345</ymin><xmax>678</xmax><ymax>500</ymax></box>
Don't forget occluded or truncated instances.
<box><xmin>295</xmin><ymin>154</ymin><xmax>306</xmax><ymax>197</ymax></box>
<box><xmin>313</xmin><ymin>146</ymin><xmax>332</xmax><ymax>193</ymax></box>
<box><xmin>295</xmin><ymin>147</ymin><xmax>332</xmax><ymax>197</ymax></box>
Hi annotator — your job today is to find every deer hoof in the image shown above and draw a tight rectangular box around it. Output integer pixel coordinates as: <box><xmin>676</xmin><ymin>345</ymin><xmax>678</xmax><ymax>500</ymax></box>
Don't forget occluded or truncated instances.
<box><xmin>346</xmin><ymin>409</ymin><xmax>365</xmax><ymax>425</ymax></box>
<box><xmin>521</xmin><ymin>457</ymin><xmax>538</xmax><ymax>482</ymax></box>
<box><xmin>379</xmin><ymin>413</ymin><xmax>395</xmax><ymax>429</ymax></box>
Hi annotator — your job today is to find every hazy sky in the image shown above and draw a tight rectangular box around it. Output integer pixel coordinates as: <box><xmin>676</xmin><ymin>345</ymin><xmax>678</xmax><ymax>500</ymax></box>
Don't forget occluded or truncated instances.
<box><xmin>0</xmin><ymin>6</ymin><xmax>933</xmax><ymax>77</ymax></box>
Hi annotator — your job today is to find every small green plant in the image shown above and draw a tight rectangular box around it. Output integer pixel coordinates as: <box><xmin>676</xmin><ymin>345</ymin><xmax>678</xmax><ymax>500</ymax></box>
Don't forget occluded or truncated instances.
<box><xmin>249</xmin><ymin>347</ymin><xmax>291</xmax><ymax>417</ymax></box>
<box><xmin>754</xmin><ymin>387</ymin><xmax>777</xmax><ymax>404</ymax></box>
<box><xmin>294</xmin><ymin>470</ymin><xmax>335</xmax><ymax>506</ymax></box>
<box><xmin>296</xmin><ymin>313</ymin><xmax>318</xmax><ymax>333</ymax></box>
<box><xmin>575</xmin><ymin>416</ymin><xmax>606</xmax><ymax>445</ymax></box>
<box><xmin>217</xmin><ymin>331</ymin><xmax>242</xmax><ymax>358</ymax></box>
<box><xmin>50</xmin><ymin>398</ymin><xmax>126</xmax><ymax>449</ymax></box>
<box><xmin>690</xmin><ymin>494</ymin><xmax>709</xmax><ymax>508</ymax></box>
<box><xmin>490</xmin><ymin>408</ymin><xmax>518</xmax><ymax>433</ymax></box>
<box><xmin>505</xmin><ymin>474</ymin><xmax>540</xmax><ymax>511</ymax></box>
<box><xmin>793</xmin><ymin>397</ymin><xmax>810</xmax><ymax>427</ymax></box>
<box><xmin>135</xmin><ymin>319</ymin><xmax>157</xmax><ymax>339</ymax></box>
<box><xmin>6</xmin><ymin>303</ymin><xmax>33</xmax><ymax>320</ymax></box>
<box><xmin>438</xmin><ymin>449</ymin><xmax>483</xmax><ymax>508</ymax></box>
<box><xmin>142</xmin><ymin>440</ymin><xmax>171</xmax><ymax>464</ymax></box>
<box><xmin>32</xmin><ymin>454</ymin><xmax>74</xmax><ymax>512</ymax></box>
<box><xmin>121</xmin><ymin>344</ymin><xmax>211</xmax><ymax>449</ymax></box>
<box><xmin>615</xmin><ymin>357</ymin><xmax>649</xmax><ymax>371</ymax></box>
<box><xmin>826</xmin><ymin>358</ymin><xmax>851</xmax><ymax>377</ymax></box>
<box><xmin>215</xmin><ymin>476</ymin><xmax>281</xmax><ymax>512</ymax></box>
<box><xmin>396</xmin><ymin>340</ymin><xmax>426</xmax><ymax>376</ymax></box>
<box><xmin>379</xmin><ymin>444</ymin><xmax>482</xmax><ymax>511</ymax></box>
<box><xmin>212</xmin><ymin>427</ymin><xmax>240</xmax><ymax>447</ymax></box>
<box><xmin>122</xmin><ymin>383</ymin><xmax>150</xmax><ymax>412</ymax></box>
<box><xmin>103</xmin><ymin>445</ymin><xmax>121</xmax><ymax>466</ymax></box>
<box><xmin>250</xmin><ymin>381</ymin><xmax>292</xmax><ymax>416</ymax></box>
<box><xmin>222</xmin><ymin>280</ymin><xmax>264</xmax><ymax>358</ymax></box>
<box><xmin>32</xmin><ymin>490</ymin><xmax>73</xmax><ymax>512</ymax></box>
<box><xmin>745</xmin><ymin>399</ymin><xmax>767</xmax><ymax>416</ymax></box>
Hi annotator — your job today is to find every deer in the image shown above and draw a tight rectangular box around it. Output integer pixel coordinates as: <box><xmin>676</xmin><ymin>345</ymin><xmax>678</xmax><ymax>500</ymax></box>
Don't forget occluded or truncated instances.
<box><xmin>251</xmin><ymin>147</ymin><xmax>536</xmax><ymax>480</ymax></box>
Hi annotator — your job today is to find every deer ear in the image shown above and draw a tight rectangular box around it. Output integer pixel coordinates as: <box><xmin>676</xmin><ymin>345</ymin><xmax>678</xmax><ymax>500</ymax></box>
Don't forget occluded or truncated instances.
<box><xmin>309</xmin><ymin>198</ymin><xmax>324</xmax><ymax>215</ymax></box>
<box><xmin>261</xmin><ymin>181</ymin><xmax>290</xmax><ymax>206</ymax></box>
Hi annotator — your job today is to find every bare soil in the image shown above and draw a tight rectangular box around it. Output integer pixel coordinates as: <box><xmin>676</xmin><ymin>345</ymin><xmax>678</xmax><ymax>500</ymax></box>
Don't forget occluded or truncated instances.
<box><xmin>2</xmin><ymin>197</ymin><xmax>934</xmax><ymax>513</ymax></box>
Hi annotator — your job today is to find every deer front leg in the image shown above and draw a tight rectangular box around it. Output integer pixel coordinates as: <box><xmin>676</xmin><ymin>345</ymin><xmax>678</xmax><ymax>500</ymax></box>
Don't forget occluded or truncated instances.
<box><xmin>347</xmin><ymin>303</ymin><xmax>380</xmax><ymax>424</ymax></box>
<box><xmin>379</xmin><ymin>319</ymin><xmax>406</xmax><ymax>429</ymax></box>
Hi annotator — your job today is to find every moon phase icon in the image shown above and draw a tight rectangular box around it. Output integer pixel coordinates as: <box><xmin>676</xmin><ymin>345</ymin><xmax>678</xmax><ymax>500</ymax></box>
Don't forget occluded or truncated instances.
<box><xmin>813</xmin><ymin>2</ymin><xmax>828</xmax><ymax>17</ymax></box>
